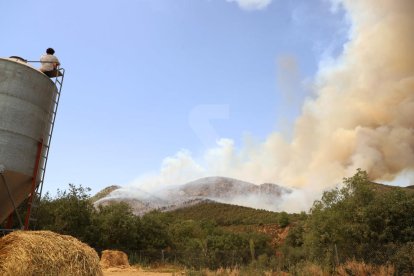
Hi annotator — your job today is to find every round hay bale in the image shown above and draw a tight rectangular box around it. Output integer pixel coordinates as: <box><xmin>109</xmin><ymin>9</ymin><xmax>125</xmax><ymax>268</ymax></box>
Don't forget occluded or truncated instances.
<box><xmin>0</xmin><ymin>230</ymin><xmax>102</xmax><ymax>276</ymax></box>
<box><xmin>100</xmin><ymin>250</ymin><xmax>130</xmax><ymax>269</ymax></box>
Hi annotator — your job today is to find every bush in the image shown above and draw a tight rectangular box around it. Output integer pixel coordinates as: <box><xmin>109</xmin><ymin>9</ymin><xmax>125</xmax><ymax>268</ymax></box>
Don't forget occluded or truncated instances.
<box><xmin>391</xmin><ymin>242</ymin><xmax>414</xmax><ymax>274</ymax></box>
<box><xmin>278</xmin><ymin>212</ymin><xmax>289</xmax><ymax>228</ymax></box>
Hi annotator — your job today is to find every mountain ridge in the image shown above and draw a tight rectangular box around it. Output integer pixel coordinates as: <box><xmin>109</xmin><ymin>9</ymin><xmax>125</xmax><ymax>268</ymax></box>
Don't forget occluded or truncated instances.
<box><xmin>94</xmin><ymin>176</ymin><xmax>291</xmax><ymax>215</ymax></box>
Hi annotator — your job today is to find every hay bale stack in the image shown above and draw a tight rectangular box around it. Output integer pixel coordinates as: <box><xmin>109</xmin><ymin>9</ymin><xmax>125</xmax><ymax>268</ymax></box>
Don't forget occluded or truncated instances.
<box><xmin>0</xmin><ymin>230</ymin><xmax>102</xmax><ymax>276</ymax></box>
<box><xmin>100</xmin><ymin>250</ymin><xmax>130</xmax><ymax>269</ymax></box>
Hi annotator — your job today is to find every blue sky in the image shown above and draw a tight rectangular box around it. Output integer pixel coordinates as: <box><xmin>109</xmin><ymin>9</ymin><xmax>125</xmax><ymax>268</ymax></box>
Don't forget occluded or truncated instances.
<box><xmin>1</xmin><ymin>0</ymin><xmax>348</xmax><ymax>195</ymax></box>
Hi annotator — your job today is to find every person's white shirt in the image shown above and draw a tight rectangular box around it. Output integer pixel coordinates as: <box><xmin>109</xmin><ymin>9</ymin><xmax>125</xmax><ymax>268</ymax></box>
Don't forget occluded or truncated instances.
<box><xmin>40</xmin><ymin>54</ymin><xmax>60</xmax><ymax>72</ymax></box>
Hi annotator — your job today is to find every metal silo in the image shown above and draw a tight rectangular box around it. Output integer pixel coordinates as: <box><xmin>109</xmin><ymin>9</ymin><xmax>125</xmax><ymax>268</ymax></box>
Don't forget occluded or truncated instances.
<box><xmin>0</xmin><ymin>57</ymin><xmax>64</xmax><ymax>229</ymax></box>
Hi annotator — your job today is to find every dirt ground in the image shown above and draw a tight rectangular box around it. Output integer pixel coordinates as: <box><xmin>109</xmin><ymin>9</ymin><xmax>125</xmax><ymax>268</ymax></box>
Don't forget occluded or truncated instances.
<box><xmin>102</xmin><ymin>267</ymin><xmax>184</xmax><ymax>276</ymax></box>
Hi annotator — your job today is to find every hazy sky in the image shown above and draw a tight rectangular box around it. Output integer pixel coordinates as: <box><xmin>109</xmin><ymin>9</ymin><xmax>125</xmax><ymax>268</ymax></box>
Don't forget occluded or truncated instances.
<box><xmin>2</xmin><ymin>0</ymin><xmax>348</xmax><ymax>194</ymax></box>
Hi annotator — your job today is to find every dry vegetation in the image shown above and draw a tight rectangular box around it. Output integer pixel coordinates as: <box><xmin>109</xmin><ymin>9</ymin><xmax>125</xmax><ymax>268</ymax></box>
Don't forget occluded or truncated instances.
<box><xmin>175</xmin><ymin>261</ymin><xmax>395</xmax><ymax>276</ymax></box>
<box><xmin>336</xmin><ymin>261</ymin><xmax>395</xmax><ymax>276</ymax></box>
<box><xmin>101</xmin><ymin>250</ymin><xmax>130</xmax><ymax>269</ymax></box>
<box><xmin>0</xmin><ymin>230</ymin><xmax>102</xmax><ymax>276</ymax></box>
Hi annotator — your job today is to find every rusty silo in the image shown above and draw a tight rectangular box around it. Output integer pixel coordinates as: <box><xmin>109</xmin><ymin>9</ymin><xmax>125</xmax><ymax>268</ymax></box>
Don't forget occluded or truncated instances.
<box><xmin>0</xmin><ymin>57</ymin><xmax>64</xmax><ymax>230</ymax></box>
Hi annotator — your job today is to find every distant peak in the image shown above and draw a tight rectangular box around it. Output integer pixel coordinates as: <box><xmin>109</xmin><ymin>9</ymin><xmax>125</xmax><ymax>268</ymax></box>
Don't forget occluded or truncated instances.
<box><xmin>91</xmin><ymin>185</ymin><xmax>121</xmax><ymax>202</ymax></box>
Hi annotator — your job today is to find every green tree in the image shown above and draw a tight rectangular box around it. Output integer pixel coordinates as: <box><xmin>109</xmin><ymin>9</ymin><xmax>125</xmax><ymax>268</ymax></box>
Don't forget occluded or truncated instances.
<box><xmin>303</xmin><ymin>169</ymin><xmax>414</xmax><ymax>269</ymax></box>
<box><xmin>285</xmin><ymin>223</ymin><xmax>304</xmax><ymax>247</ymax></box>
<box><xmin>303</xmin><ymin>170</ymin><xmax>376</xmax><ymax>264</ymax></box>
<box><xmin>140</xmin><ymin>212</ymin><xmax>171</xmax><ymax>250</ymax></box>
<box><xmin>278</xmin><ymin>211</ymin><xmax>290</xmax><ymax>228</ymax></box>
<box><xmin>91</xmin><ymin>202</ymin><xmax>140</xmax><ymax>251</ymax></box>
<box><xmin>36</xmin><ymin>184</ymin><xmax>94</xmax><ymax>242</ymax></box>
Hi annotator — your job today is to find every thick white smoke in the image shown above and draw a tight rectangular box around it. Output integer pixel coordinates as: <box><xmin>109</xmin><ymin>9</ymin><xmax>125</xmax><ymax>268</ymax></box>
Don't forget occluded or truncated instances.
<box><xmin>122</xmin><ymin>0</ymin><xmax>414</xmax><ymax>211</ymax></box>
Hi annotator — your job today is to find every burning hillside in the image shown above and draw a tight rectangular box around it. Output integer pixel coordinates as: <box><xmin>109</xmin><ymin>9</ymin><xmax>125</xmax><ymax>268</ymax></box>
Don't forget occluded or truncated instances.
<box><xmin>95</xmin><ymin>177</ymin><xmax>292</xmax><ymax>215</ymax></box>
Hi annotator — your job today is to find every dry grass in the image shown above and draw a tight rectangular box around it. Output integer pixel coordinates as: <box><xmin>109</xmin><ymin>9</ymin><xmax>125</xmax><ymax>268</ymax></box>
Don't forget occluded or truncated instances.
<box><xmin>142</xmin><ymin>263</ymin><xmax>185</xmax><ymax>273</ymax></box>
<box><xmin>100</xmin><ymin>250</ymin><xmax>130</xmax><ymax>269</ymax></box>
<box><xmin>0</xmin><ymin>230</ymin><xmax>102</xmax><ymax>276</ymax></box>
<box><xmin>336</xmin><ymin>260</ymin><xmax>395</xmax><ymax>276</ymax></box>
<box><xmin>294</xmin><ymin>262</ymin><xmax>329</xmax><ymax>276</ymax></box>
<box><xmin>189</xmin><ymin>261</ymin><xmax>395</xmax><ymax>276</ymax></box>
<box><xmin>193</xmin><ymin>267</ymin><xmax>288</xmax><ymax>276</ymax></box>
<box><xmin>196</xmin><ymin>267</ymin><xmax>239</xmax><ymax>276</ymax></box>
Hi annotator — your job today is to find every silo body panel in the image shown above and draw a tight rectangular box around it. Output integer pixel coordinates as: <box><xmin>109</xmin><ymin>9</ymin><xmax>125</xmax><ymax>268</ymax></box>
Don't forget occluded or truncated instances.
<box><xmin>0</xmin><ymin>58</ymin><xmax>57</xmax><ymax>223</ymax></box>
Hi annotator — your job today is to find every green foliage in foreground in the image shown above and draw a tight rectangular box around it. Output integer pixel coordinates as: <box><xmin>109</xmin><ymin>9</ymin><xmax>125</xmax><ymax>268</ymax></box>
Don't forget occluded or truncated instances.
<box><xmin>32</xmin><ymin>185</ymin><xmax>273</xmax><ymax>269</ymax></box>
<box><xmin>282</xmin><ymin>169</ymin><xmax>414</xmax><ymax>274</ymax></box>
<box><xmin>19</xmin><ymin>169</ymin><xmax>414</xmax><ymax>273</ymax></box>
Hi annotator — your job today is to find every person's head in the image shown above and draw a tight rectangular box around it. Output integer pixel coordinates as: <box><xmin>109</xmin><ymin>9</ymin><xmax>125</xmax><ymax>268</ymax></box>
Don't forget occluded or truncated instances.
<box><xmin>46</xmin><ymin>48</ymin><xmax>55</xmax><ymax>55</ymax></box>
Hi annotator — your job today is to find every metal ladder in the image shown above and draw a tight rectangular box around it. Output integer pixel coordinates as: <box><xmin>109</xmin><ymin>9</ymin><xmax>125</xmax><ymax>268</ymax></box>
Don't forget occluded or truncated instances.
<box><xmin>24</xmin><ymin>68</ymin><xmax>65</xmax><ymax>229</ymax></box>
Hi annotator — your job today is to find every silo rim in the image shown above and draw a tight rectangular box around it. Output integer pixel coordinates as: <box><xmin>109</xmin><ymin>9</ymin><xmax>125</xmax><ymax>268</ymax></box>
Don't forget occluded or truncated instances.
<box><xmin>0</xmin><ymin>58</ymin><xmax>55</xmax><ymax>84</ymax></box>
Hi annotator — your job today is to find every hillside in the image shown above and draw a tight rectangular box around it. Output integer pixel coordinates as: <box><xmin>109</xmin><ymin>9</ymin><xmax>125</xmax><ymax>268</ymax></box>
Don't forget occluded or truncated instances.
<box><xmin>368</xmin><ymin>182</ymin><xmax>414</xmax><ymax>193</ymax></box>
<box><xmin>165</xmin><ymin>201</ymin><xmax>302</xmax><ymax>249</ymax></box>
<box><xmin>95</xmin><ymin>176</ymin><xmax>291</xmax><ymax>215</ymax></box>
<box><xmin>92</xmin><ymin>178</ymin><xmax>414</xmax><ymax>218</ymax></box>
<box><xmin>90</xmin><ymin>185</ymin><xmax>120</xmax><ymax>202</ymax></box>
<box><xmin>166</xmin><ymin>201</ymin><xmax>283</xmax><ymax>226</ymax></box>
<box><xmin>176</xmin><ymin>177</ymin><xmax>290</xmax><ymax>198</ymax></box>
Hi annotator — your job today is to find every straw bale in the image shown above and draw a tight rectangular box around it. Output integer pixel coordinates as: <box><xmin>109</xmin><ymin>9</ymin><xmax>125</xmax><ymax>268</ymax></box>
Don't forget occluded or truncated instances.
<box><xmin>0</xmin><ymin>230</ymin><xmax>102</xmax><ymax>276</ymax></box>
<box><xmin>100</xmin><ymin>250</ymin><xmax>130</xmax><ymax>269</ymax></box>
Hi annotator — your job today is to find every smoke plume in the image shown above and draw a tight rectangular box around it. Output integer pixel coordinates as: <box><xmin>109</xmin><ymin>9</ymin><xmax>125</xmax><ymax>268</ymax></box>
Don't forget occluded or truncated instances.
<box><xmin>122</xmin><ymin>0</ymin><xmax>414</xmax><ymax>211</ymax></box>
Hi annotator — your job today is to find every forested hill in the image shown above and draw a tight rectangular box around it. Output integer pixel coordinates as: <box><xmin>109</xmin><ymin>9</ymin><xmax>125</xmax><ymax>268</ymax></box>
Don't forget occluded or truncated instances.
<box><xmin>368</xmin><ymin>181</ymin><xmax>414</xmax><ymax>193</ymax></box>
<box><xmin>94</xmin><ymin>176</ymin><xmax>291</xmax><ymax>215</ymax></box>
<box><xmin>166</xmin><ymin>201</ymin><xmax>290</xmax><ymax>226</ymax></box>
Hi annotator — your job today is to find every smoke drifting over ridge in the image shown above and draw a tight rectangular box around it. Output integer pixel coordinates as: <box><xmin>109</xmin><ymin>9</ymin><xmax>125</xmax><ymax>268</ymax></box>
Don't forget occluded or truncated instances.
<box><xmin>121</xmin><ymin>0</ymin><xmax>414</xmax><ymax>211</ymax></box>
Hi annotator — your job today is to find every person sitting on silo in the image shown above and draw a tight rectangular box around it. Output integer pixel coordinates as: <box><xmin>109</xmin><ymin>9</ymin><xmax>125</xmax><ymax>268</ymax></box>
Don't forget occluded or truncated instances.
<box><xmin>40</xmin><ymin>48</ymin><xmax>61</xmax><ymax>77</ymax></box>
